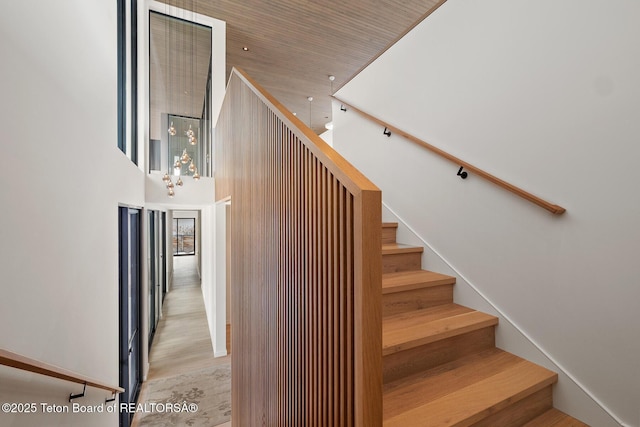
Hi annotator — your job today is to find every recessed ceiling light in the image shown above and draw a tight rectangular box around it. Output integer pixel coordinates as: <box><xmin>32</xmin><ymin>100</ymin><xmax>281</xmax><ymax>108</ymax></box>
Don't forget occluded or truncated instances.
<box><xmin>293</xmin><ymin>112</ymin><xmax>297</xmax><ymax>116</ymax></box>
<box><xmin>242</xmin><ymin>46</ymin><xmax>249</xmax><ymax>51</ymax></box>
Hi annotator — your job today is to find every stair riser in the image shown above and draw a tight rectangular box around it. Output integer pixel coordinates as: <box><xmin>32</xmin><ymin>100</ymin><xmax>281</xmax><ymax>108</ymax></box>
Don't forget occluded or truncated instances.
<box><xmin>382</xmin><ymin>227</ymin><xmax>398</xmax><ymax>244</ymax></box>
<box><xmin>471</xmin><ymin>386</ymin><xmax>553</xmax><ymax>427</ymax></box>
<box><xmin>382</xmin><ymin>252</ymin><xmax>422</xmax><ymax>274</ymax></box>
<box><xmin>383</xmin><ymin>285</ymin><xmax>454</xmax><ymax>317</ymax></box>
<box><xmin>383</xmin><ymin>327</ymin><xmax>495</xmax><ymax>384</ymax></box>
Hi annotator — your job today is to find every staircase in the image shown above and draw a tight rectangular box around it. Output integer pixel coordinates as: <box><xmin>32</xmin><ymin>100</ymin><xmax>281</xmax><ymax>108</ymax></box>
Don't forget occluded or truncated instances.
<box><xmin>381</xmin><ymin>222</ymin><xmax>588</xmax><ymax>426</ymax></box>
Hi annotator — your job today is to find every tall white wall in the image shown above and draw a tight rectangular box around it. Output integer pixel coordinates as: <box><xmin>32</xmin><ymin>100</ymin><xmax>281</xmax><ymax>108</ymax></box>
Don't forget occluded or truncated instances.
<box><xmin>0</xmin><ymin>1</ymin><xmax>145</xmax><ymax>426</ymax></box>
<box><xmin>213</xmin><ymin>202</ymin><xmax>228</xmax><ymax>357</ymax></box>
<box><xmin>334</xmin><ymin>1</ymin><xmax>639</xmax><ymax>426</ymax></box>
<box><xmin>200</xmin><ymin>203</ymin><xmax>227</xmax><ymax>358</ymax></box>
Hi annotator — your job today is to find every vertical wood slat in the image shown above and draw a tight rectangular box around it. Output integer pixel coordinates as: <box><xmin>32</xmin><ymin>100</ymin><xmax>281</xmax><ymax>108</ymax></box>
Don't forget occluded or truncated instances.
<box><xmin>215</xmin><ymin>67</ymin><xmax>381</xmax><ymax>426</ymax></box>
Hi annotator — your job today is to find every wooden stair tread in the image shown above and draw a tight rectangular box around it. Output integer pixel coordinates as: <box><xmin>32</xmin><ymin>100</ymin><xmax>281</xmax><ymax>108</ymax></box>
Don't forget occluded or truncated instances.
<box><xmin>384</xmin><ymin>349</ymin><xmax>521</xmax><ymax>414</ymax></box>
<box><xmin>383</xmin><ymin>304</ymin><xmax>498</xmax><ymax>355</ymax></box>
<box><xmin>523</xmin><ymin>408</ymin><xmax>590</xmax><ymax>426</ymax></box>
<box><xmin>383</xmin><ymin>350</ymin><xmax>558</xmax><ymax>425</ymax></box>
<box><xmin>383</xmin><ymin>270</ymin><xmax>455</xmax><ymax>294</ymax></box>
<box><xmin>382</xmin><ymin>243</ymin><xmax>424</xmax><ymax>255</ymax></box>
<box><xmin>377</xmin><ymin>223</ymin><xmax>576</xmax><ymax>425</ymax></box>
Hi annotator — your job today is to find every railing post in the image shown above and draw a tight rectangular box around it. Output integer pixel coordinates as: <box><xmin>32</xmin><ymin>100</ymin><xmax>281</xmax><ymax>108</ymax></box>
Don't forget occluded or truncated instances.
<box><xmin>353</xmin><ymin>189</ymin><xmax>383</xmax><ymax>426</ymax></box>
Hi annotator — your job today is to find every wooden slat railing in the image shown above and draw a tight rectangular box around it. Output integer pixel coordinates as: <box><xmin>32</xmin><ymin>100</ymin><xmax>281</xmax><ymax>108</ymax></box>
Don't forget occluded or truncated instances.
<box><xmin>215</xmin><ymin>68</ymin><xmax>382</xmax><ymax>426</ymax></box>
<box><xmin>333</xmin><ymin>96</ymin><xmax>566</xmax><ymax>215</ymax></box>
<box><xmin>0</xmin><ymin>348</ymin><xmax>124</xmax><ymax>394</ymax></box>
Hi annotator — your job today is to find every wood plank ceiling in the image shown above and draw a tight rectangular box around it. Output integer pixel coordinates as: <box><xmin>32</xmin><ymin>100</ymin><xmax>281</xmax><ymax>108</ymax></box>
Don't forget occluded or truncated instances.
<box><xmin>156</xmin><ymin>0</ymin><xmax>446</xmax><ymax>134</ymax></box>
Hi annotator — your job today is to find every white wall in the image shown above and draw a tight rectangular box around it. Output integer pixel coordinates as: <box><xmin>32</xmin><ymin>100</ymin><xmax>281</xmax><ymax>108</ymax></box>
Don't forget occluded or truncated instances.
<box><xmin>334</xmin><ymin>1</ymin><xmax>639</xmax><ymax>426</ymax></box>
<box><xmin>199</xmin><ymin>203</ymin><xmax>227</xmax><ymax>358</ymax></box>
<box><xmin>319</xmin><ymin>128</ymin><xmax>333</xmax><ymax>146</ymax></box>
<box><xmin>213</xmin><ymin>202</ymin><xmax>228</xmax><ymax>357</ymax></box>
<box><xmin>0</xmin><ymin>2</ymin><xmax>145</xmax><ymax>426</ymax></box>
<box><xmin>146</xmin><ymin>174</ymin><xmax>215</xmax><ymax>206</ymax></box>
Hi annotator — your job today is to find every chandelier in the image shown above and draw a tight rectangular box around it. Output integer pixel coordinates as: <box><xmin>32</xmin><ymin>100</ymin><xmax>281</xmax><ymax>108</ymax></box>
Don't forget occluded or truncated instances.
<box><xmin>162</xmin><ymin>148</ymin><xmax>200</xmax><ymax>197</ymax></box>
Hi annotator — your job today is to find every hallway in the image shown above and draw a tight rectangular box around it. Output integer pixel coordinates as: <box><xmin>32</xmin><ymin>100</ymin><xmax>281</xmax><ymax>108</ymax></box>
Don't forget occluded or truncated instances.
<box><xmin>133</xmin><ymin>255</ymin><xmax>231</xmax><ymax>427</ymax></box>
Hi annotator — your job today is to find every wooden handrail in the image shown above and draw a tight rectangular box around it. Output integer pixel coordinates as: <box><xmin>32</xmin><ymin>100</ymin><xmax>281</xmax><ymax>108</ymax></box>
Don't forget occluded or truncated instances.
<box><xmin>332</xmin><ymin>96</ymin><xmax>566</xmax><ymax>215</ymax></box>
<box><xmin>0</xmin><ymin>348</ymin><xmax>124</xmax><ymax>394</ymax></box>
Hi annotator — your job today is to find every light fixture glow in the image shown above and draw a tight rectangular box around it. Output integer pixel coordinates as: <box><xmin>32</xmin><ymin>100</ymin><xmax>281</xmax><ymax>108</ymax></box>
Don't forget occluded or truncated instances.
<box><xmin>181</xmin><ymin>149</ymin><xmax>190</xmax><ymax>164</ymax></box>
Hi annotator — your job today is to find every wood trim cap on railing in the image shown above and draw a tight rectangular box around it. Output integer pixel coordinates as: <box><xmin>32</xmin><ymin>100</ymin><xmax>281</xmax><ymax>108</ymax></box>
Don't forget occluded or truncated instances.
<box><xmin>332</xmin><ymin>96</ymin><xmax>566</xmax><ymax>215</ymax></box>
<box><xmin>0</xmin><ymin>348</ymin><xmax>124</xmax><ymax>394</ymax></box>
<box><xmin>230</xmin><ymin>68</ymin><xmax>380</xmax><ymax>196</ymax></box>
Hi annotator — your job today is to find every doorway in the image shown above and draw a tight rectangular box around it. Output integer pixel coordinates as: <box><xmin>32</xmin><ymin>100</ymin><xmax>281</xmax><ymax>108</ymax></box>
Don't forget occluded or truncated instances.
<box><xmin>148</xmin><ymin>210</ymin><xmax>166</xmax><ymax>348</ymax></box>
<box><xmin>118</xmin><ymin>207</ymin><xmax>142</xmax><ymax>427</ymax></box>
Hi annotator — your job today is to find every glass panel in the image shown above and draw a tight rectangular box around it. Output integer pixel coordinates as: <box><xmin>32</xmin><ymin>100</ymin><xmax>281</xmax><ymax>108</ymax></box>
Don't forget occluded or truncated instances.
<box><xmin>149</xmin><ymin>11</ymin><xmax>212</xmax><ymax>175</ymax></box>
<box><xmin>149</xmin><ymin>139</ymin><xmax>161</xmax><ymax>170</ymax></box>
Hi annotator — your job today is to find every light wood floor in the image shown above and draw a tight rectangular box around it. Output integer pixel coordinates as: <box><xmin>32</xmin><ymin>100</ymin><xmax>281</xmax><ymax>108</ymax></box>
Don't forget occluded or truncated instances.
<box><xmin>132</xmin><ymin>255</ymin><xmax>231</xmax><ymax>427</ymax></box>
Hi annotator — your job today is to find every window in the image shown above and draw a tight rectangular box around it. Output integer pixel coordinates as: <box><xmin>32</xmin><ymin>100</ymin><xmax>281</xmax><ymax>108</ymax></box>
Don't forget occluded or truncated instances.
<box><xmin>173</xmin><ymin>218</ymin><xmax>195</xmax><ymax>255</ymax></box>
<box><xmin>117</xmin><ymin>0</ymin><xmax>138</xmax><ymax>164</ymax></box>
<box><xmin>148</xmin><ymin>10</ymin><xmax>211</xmax><ymax>175</ymax></box>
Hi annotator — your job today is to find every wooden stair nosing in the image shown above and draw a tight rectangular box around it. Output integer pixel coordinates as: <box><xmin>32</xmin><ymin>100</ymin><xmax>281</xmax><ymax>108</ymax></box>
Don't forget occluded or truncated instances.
<box><xmin>382</xmin><ymin>243</ymin><xmax>424</xmax><ymax>255</ymax></box>
<box><xmin>383</xmin><ymin>305</ymin><xmax>498</xmax><ymax>356</ymax></box>
<box><xmin>382</xmin><ymin>222</ymin><xmax>399</xmax><ymax>229</ymax></box>
<box><xmin>522</xmin><ymin>408</ymin><xmax>590</xmax><ymax>427</ymax></box>
<box><xmin>384</xmin><ymin>303</ymin><xmax>473</xmax><ymax>330</ymax></box>
<box><xmin>383</xmin><ymin>270</ymin><xmax>455</xmax><ymax>294</ymax></box>
<box><xmin>383</xmin><ymin>359</ymin><xmax>558</xmax><ymax>426</ymax></box>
